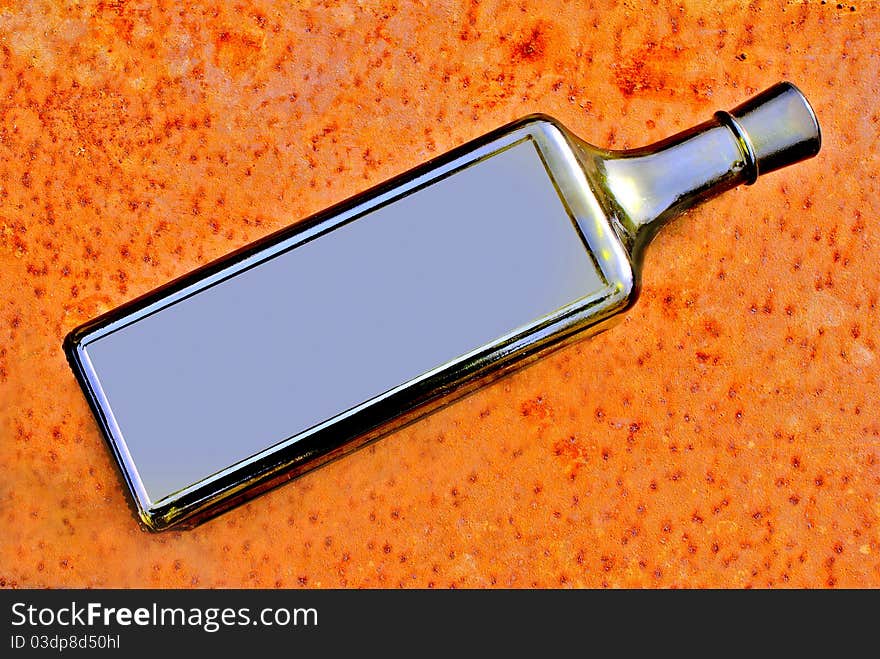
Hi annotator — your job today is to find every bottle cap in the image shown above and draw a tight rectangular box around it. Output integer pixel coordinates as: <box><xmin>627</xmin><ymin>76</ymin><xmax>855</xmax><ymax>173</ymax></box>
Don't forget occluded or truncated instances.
<box><xmin>715</xmin><ymin>82</ymin><xmax>821</xmax><ymax>184</ymax></box>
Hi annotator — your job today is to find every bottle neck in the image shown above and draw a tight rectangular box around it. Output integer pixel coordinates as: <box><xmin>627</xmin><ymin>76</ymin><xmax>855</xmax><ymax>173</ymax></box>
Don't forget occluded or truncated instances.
<box><xmin>596</xmin><ymin>115</ymin><xmax>755</xmax><ymax>264</ymax></box>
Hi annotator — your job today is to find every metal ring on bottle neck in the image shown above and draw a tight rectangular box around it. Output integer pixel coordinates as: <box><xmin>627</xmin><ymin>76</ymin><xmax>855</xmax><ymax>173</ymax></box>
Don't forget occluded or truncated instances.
<box><xmin>714</xmin><ymin>110</ymin><xmax>759</xmax><ymax>185</ymax></box>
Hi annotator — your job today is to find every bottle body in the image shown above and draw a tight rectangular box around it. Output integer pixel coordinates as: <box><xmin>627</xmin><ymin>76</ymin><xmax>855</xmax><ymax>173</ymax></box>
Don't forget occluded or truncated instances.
<box><xmin>64</xmin><ymin>84</ymin><xmax>819</xmax><ymax>531</ymax></box>
<box><xmin>65</xmin><ymin>115</ymin><xmax>637</xmax><ymax>531</ymax></box>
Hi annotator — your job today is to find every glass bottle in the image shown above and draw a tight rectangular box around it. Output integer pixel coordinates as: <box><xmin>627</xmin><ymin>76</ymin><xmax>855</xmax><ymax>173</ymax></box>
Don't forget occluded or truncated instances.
<box><xmin>65</xmin><ymin>81</ymin><xmax>821</xmax><ymax>530</ymax></box>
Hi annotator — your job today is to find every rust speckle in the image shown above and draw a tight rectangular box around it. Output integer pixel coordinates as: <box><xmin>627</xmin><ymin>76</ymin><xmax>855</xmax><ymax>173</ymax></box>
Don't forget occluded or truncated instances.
<box><xmin>512</xmin><ymin>24</ymin><xmax>548</xmax><ymax>63</ymax></box>
<box><xmin>214</xmin><ymin>27</ymin><xmax>265</xmax><ymax>76</ymax></box>
<box><xmin>520</xmin><ymin>395</ymin><xmax>552</xmax><ymax>419</ymax></box>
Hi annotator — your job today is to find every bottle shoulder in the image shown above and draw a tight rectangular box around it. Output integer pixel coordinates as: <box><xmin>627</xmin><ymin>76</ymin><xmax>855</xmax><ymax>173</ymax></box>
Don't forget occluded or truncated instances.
<box><xmin>503</xmin><ymin>116</ymin><xmax>637</xmax><ymax>304</ymax></box>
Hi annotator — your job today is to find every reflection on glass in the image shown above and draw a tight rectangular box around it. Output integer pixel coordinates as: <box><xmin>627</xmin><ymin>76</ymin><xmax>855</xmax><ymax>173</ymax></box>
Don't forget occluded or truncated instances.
<box><xmin>82</xmin><ymin>139</ymin><xmax>604</xmax><ymax>502</ymax></box>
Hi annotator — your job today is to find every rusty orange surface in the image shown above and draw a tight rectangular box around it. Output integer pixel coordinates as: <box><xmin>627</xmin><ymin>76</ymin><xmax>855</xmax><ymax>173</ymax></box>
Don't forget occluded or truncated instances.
<box><xmin>1</xmin><ymin>0</ymin><xmax>878</xmax><ymax>588</ymax></box>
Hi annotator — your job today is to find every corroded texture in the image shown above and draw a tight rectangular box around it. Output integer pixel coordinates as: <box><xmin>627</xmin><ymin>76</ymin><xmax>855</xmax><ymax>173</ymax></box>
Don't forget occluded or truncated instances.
<box><xmin>1</xmin><ymin>0</ymin><xmax>878</xmax><ymax>588</ymax></box>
